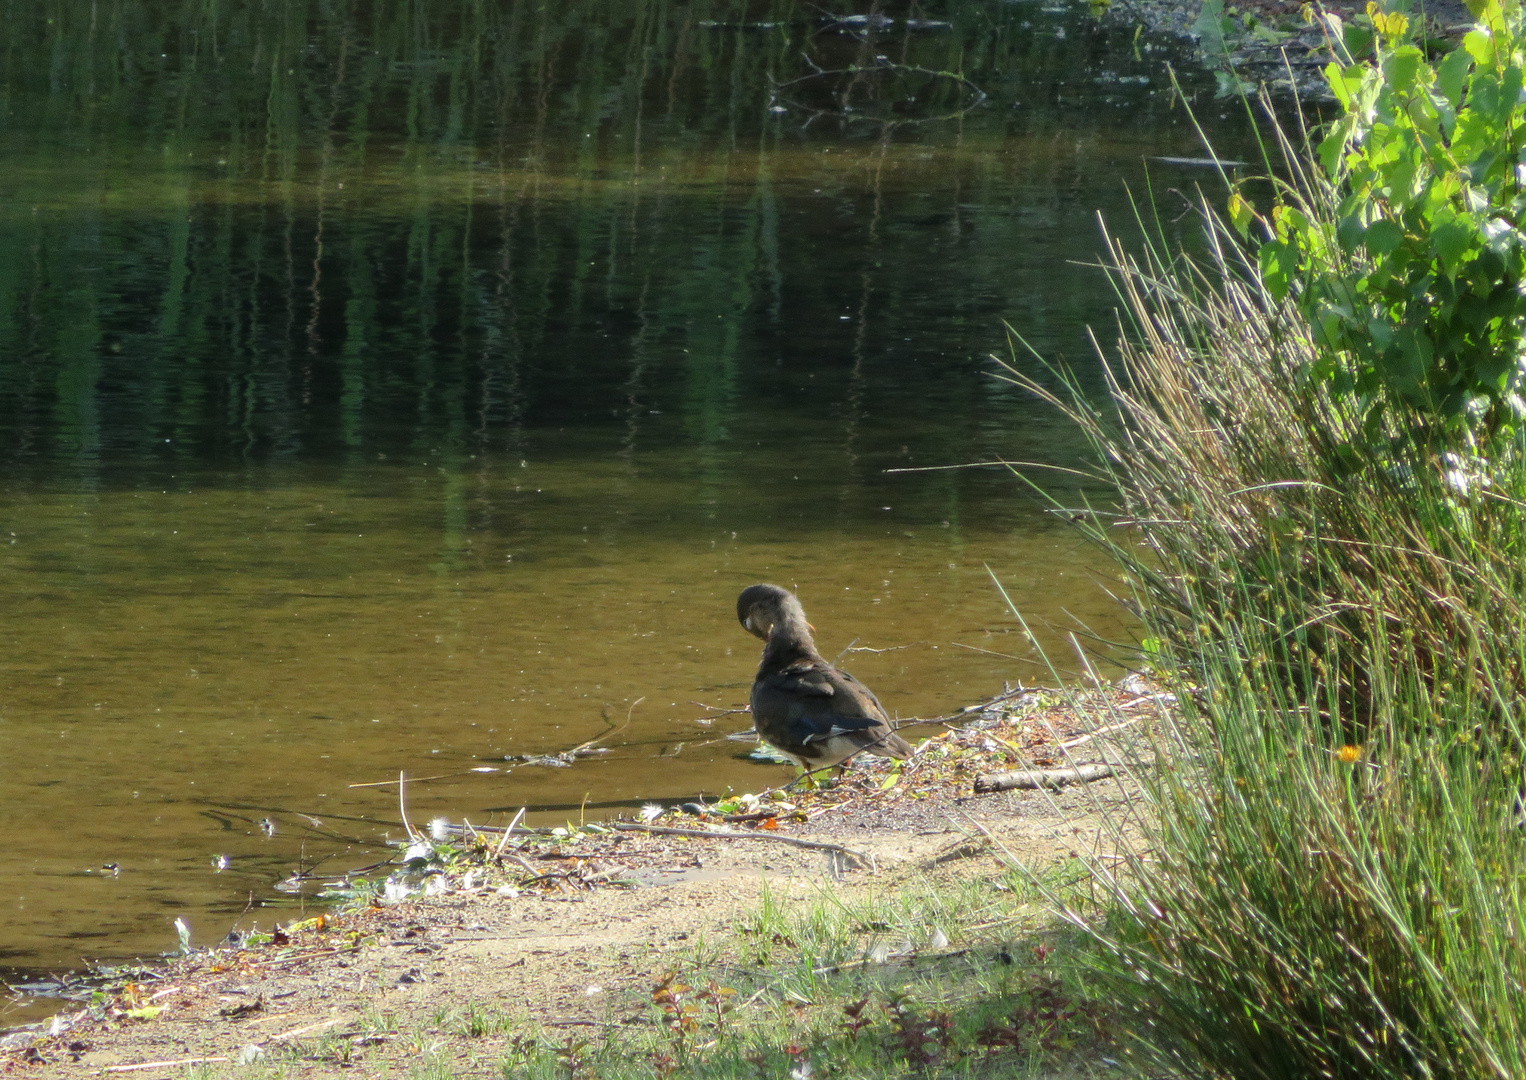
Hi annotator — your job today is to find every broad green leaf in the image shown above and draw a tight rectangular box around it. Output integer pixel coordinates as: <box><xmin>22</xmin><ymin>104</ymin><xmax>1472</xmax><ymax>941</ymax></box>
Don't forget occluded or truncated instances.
<box><xmin>1259</xmin><ymin>242</ymin><xmax>1291</xmax><ymax>300</ymax></box>
<box><xmin>1464</xmin><ymin>29</ymin><xmax>1495</xmax><ymax>67</ymax></box>
<box><xmin>1326</xmin><ymin>60</ymin><xmax>1356</xmax><ymax>107</ymax></box>
<box><xmin>1337</xmin><ymin>213</ymin><xmax>1368</xmax><ymax>252</ymax></box>
<box><xmin>1227</xmin><ymin>191</ymin><xmax>1255</xmax><ymax>238</ymax></box>
<box><xmin>1195</xmin><ymin>0</ymin><xmax>1229</xmax><ymax>57</ymax></box>
<box><xmin>1431</xmin><ymin>217</ymin><xmax>1476</xmax><ymax>271</ymax></box>
<box><xmin>1382</xmin><ymin>46</ymin><xmax>1424</xmax><ymax>93</ymax></box>
<box><xmin>1437</xmin><ymin>45</ymin><xmax>1473</xmax><ymax>105</ymax></box>
<box><xmin>1318</xmin><ymin>128</ymin><xmax>1348</xmax><ymax>176</ymax></box>
<box><xmin>1365</xmin><ymin>218</ymin><xmax>1406</xmax><ymax>255</ymax></box>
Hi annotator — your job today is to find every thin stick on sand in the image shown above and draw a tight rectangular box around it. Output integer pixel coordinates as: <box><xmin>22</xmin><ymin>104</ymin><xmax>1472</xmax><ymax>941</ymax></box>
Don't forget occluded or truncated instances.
<box><xmin>609</xmin><ymin>822</ymin><xmax>871</xmax><ymax>868</ymax></box>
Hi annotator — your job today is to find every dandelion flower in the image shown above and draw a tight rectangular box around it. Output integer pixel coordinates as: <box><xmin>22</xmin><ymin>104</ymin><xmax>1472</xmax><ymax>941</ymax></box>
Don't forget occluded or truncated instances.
<box><xmin>1336</xmin><ymin>744</ymin><xmax>1361</xmax><ymax>763</ymax></box>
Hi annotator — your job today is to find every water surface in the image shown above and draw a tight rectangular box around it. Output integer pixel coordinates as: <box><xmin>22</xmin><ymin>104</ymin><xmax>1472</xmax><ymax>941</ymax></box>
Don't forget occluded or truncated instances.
<box><xmin>0</xmin><ymin>0</ymin><xmax>1258</xmax><ymax>1002</ymax></box>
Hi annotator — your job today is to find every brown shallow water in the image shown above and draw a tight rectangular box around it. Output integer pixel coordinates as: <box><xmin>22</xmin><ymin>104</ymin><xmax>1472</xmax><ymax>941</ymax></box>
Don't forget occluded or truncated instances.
<box><xmin>0</xmin><ymin>457</ymin><xmax>1122</xmax><ymax>984</ymax></box>
<box><xmin>0</xmin><ymin>0</ymin><xmax>1261</xmax><ymax>1004</ymax></box>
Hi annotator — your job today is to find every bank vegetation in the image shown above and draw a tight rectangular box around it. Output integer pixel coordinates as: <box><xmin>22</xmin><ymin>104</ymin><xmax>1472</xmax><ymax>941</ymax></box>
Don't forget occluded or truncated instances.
<box><xmin>1011</xmin><ymin>0</ymin><xmax>1526</xmax><ymax>1074</ymax></box>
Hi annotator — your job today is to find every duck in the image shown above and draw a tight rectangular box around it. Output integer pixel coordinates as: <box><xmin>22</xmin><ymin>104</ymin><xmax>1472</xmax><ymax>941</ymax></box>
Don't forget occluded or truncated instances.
<box><xmin>736</xmin><ymin>583</ymin><xmax>914</xmax><ymax>775</ymax></box>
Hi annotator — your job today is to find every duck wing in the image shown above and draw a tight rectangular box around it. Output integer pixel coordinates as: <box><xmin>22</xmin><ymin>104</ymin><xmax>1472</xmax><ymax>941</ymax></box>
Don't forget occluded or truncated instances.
<box><xmin>752</xmin><ymin>659</ymin><xmax>908</xmax><ymax>760</ymax></box>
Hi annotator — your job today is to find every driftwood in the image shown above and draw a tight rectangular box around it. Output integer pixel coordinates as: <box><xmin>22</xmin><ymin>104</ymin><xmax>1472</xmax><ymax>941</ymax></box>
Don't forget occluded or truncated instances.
<box><xmin>973</xmin><ymin>763</ymin><xmax>1113</xmax><ymax>793</ymax></box>
<box><xmin>608</xmin><ymin>822</ymin><xmax>871</xmax><ymax>868</ymax></box>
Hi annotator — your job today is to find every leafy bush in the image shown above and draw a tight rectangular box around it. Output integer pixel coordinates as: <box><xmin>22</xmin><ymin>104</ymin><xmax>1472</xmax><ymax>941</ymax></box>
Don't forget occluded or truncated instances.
<box><xmin>1006</xmin><ymin>198</ymin><xmax>1526</xmax><ymax>735</ymax></box>
<box><xmin>1006</xmin><ymin>194</ymin><xmax>1526</xmax><ymax>1080</ymax></box>
<box><xmin>1247</xmin><ymin>0</ymin><xmax>1526</xmax><ymax>445</ymax></box>
<box><xmin>1003</xmin><ymin>11</ymin><xmax>1526</xmax><ymax>1058</ymax></box>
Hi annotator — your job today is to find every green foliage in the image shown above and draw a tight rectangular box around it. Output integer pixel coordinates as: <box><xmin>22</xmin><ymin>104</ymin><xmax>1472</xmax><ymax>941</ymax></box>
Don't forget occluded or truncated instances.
<box><xmin>1255</xmin><ymin>0</ymin><xmax>1526</xmax><ymax>444</ymax></box>
<box><xmin>1009</xmin><ymin>103</ymin><xmax>1526</xmax><ymax>1067</ymax></box>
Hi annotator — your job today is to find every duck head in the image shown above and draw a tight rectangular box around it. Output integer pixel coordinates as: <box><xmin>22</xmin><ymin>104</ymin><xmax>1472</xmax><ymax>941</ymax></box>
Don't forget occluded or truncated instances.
<box><xmin>736</xmin><ymin>583</ymin><xmax>812</xmax><ymax>642</ymax></box>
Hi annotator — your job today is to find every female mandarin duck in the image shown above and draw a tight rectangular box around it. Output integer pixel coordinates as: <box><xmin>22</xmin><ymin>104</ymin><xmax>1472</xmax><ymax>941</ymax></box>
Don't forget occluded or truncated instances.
<box><xmin>736</xmin><ymin>583</ymin><xmax>913</xmax><ymax>774</ymax></box>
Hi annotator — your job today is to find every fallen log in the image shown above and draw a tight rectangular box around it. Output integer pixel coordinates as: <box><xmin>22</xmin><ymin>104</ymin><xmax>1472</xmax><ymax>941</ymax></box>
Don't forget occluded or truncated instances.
<box><xmin>973</xmin><ymin>763</ymin><xmax>1113</xmax><ymax>793</ymax></box>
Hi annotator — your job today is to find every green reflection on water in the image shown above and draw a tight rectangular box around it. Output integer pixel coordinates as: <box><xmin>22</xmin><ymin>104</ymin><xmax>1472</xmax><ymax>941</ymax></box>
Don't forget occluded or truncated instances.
<box><xmin>0</xmin><ymin>0</ymin><xmax>1253</xmax><ymax>986</ymax></box>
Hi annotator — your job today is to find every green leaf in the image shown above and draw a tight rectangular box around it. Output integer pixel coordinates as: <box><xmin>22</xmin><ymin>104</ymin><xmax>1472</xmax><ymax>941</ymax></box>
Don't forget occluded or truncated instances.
<box><xmin>1463</xmin><ymin>28</ymin><xmax>1495</xmax><ymax>67</ymax></box>
<box><xmin>1364</xmin><ymin>218</ymin><xmax>1406</xmax><ymax>255</ymax></box>
<box><xmin>1227</xmin><ymin>191</ymin><xmax>1255</xmax><ymax>238</ymax></box>
<box><xmin>1317</xmin><ymin>128</ymin><xmax>1348</xmax><ymax>176</ymax></box>
<box><xmin>1382</xmin><ymin>46</ymin><xmax>1425</xmax><ymax>93</ymax></box>
<box><xmin>1437</xmin><ymin>46</ymin><xmax>1473</xmax><ymax>106</ymax></box>
<box><xmin>1259</xmin><ymin>242</ymin><xmax>1291</xmax><ymax>300</ymax></box>
<box><xmin>1431</xmin><ymin>217</ymin><xmax>1476</xmax><ymax>271</ymax></box>
<box><xmin>1337</xmin><ymin>214</ymin><xmax>1368</xmax><ymax>253</ymax></box>
<box><xmin>1325</xmin><ymin>60</ymin><xmax>1355</xmax><ymax>107</ymax></box>
<box><xmin>1195</xmin><ymin>0</ymin><xmax>1228</xmax><ymax>57</ymax></box>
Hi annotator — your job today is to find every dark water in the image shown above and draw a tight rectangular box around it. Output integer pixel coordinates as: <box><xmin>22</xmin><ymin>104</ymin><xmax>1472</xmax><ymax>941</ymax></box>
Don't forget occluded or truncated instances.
<box><xmin>0</xmin><ymin>0</ymin><xmax>1257</xmax><ymax>1009</ymax></box>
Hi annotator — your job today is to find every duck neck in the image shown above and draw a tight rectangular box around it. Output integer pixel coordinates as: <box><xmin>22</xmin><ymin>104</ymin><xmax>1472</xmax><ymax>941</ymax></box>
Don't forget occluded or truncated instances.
<box><xmin>763</xmin><ymin>610</ymin><xmax>818</xmax><ymax>664</ymax></box>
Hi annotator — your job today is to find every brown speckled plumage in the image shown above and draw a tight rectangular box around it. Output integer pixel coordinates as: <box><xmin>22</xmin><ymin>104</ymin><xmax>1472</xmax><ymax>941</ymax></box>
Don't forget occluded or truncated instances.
<box><xmin>736</xmin><ymin>583</ymin><xmax>913</xmax><ymax>772</ymax></box>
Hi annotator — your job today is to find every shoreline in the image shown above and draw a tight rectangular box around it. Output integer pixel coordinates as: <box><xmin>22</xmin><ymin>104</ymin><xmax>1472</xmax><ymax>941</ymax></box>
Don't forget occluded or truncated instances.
<box><xmin>0</xmin><ymin>680</ymin><xmax>1159</xmax><ymax>1076</ymax></box>
<box><xmin>1111</xmin><ymin>0</ymin><xmax>1477</xmax><ymax>101</ymax></box>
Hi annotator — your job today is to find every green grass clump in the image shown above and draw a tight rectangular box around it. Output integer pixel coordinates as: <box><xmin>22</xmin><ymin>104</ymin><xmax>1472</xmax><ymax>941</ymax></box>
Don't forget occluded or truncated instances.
<box><xmin>1050</xmin><ymin>611</ymin><xmax>1526</xmax><ymax>1078</ymax></box>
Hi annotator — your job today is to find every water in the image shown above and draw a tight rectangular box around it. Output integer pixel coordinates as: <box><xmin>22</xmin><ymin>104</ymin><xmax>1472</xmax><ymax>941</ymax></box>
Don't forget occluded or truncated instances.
<box><xmin>0</xmin><ymin>0</ymin><xmax>1257</xmax><ymax>1006</ymax></box>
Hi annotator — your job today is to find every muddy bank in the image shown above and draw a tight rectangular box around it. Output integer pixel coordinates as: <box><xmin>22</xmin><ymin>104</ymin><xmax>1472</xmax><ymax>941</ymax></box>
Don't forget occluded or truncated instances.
<box><xmin>1111</xmin><ymin>0</ymin><xmax>1477</xmax><ymax>100</ymax></box>
<box><xmin>0</xmin><ymin>683</ymin><xmax>1162</xmax><ymax>1078</ymax></box>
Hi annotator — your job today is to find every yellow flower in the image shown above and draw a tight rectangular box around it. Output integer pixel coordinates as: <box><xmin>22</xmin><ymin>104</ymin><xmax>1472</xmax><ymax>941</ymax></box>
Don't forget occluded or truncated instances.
<box><xmin>1336</xmin><ymin>744</ymin><xmax>1362</xmax><ymax>764</ymax></box>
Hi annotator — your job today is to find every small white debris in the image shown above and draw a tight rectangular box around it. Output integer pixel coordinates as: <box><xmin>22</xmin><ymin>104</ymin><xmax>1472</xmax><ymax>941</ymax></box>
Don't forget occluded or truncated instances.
<box><xmin>429</xmin><ymin>817</ymin><xmax>453</xmax><ymax>840</ymax></box>
<box><xmin>929</xmin><ymin>927</ymin><xmax>950</xmax><ymax>949</ymax></box>
<box><xmin>238</xmin><ymin>1044</ymin><xmax>266</xmax><ymax>1064</ymax></box>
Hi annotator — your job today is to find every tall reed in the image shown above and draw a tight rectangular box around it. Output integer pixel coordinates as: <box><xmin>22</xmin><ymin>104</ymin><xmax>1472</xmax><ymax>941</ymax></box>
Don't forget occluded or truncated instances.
<box><xmin>1008</xmin><ymin>176</ymin><xmax>1526</xmax><ymax>1075</ymax></box>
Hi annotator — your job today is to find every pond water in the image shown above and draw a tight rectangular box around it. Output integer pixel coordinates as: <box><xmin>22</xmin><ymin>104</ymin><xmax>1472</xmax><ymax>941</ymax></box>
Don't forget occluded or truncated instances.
<box><xmin>0</xmin><ymin>0</ymin><xmax>1259</xmax><ymax>1004</ymax></box>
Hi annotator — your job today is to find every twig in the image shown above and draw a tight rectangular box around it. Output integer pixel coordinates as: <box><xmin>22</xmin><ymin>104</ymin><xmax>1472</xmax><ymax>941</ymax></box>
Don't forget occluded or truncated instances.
<box><xmin>950</xmin><ymin>641</ymin><xmax>1030</xmax><ymax>662</ymax></box>
<box><xmin>906</xmin><ymin>685</ymin><xmax>1034</xmax><ymax>729</ymax></box>
<box><xmin>608</xmin><ymin>823</ymin><xmax>871</xmax><ymax>868</ymax></box>
<box><xmin>506</xmin><ymin>853</ymin><xmax>542</xmax><ymax>879</ymax></box>
<box><xmin>495</xmin><ymin>807</ymin><xmax>526</xmax><ymax>857</ymax></box>
<box><xmin>105</xmin><ymin>1059</ymin><xmax>232</xmax><ymax>1073</ymax></box>
<box><xmin>567</xmin><ymin>698</ymin><xmax>643</xmax><ymax>757</ymax></box>
<box><xmin>246</xmin><ymin>947</ymin><xmax>357</xmax><ymax>970</ymax></box>
<box><xmin>398</xmin><ymin>772</ymin><xmax>419</xmax><ymax>842</ymax></box>
<box><xmin>973</xmin><ymin>763</ymin><xmax>1114</xmax><ymax>793</ymax></box>
<box><xmin>690</xmin><ymin>700</ymin><xmax>750</xmax><ymax>719</ymax></box>
<box><xmin>1060</xmin><ymin>716</ymin><xmax>1146</xmax><ymax>749</ymax></box>
<box><xmin>349</xmin><ymin>769</ymin><xmax>497</xmax><ymax>789</ymax></box>
<box><xmin>813</xmin><ymin>945</ymin><xmax>975</xmax><ymax>975</ymax></box>
<box><xmin>270</xmin><ymin>1016</ymin><xmax>344</xmax><ymax>1041</ymax></box>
